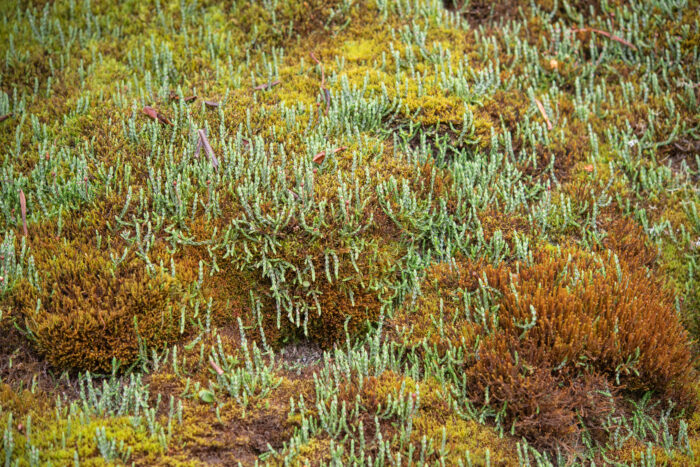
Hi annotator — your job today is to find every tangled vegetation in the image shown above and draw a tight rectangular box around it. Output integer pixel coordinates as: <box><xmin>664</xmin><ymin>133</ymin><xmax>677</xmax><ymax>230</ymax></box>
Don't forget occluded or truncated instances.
<box><xmin>1</xmin><ymin>0</ymin><xmax>698</xmax><ymax>465</ymax></box>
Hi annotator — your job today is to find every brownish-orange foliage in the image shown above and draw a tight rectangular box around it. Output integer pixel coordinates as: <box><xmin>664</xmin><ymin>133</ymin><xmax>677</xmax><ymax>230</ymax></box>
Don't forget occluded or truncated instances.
<box><xmin>12</xmin><ymin>240</ymin><xmax>182</xmax><ymax>372</ymax></box>
<box><xmin>391</xmin><ymin>246</ymin><xmax>695</xmax><ymax>451</ymax></box>
<box><xmin>468</xmin><ymin>248</ymin><xmax>695</xmax><ymax>448</ymax></box>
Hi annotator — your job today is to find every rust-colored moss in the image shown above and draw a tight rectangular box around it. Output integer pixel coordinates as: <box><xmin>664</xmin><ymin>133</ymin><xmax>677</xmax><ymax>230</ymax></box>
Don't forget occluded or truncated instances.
<box><xmin>12</xmin><ymin>239</ymin><xmax>182</xmax><ymax>373</ymax></box>
<box><xmin>465</xmin><ymin>247</ymin><xmax>695</xmax><ymax>449</ymax></box>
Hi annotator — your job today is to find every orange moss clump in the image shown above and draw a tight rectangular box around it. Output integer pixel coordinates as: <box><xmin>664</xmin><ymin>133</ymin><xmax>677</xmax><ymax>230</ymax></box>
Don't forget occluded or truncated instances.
<box><xmin>466</xmin><ymin>248</ymin><xmax>695</xmax><ymax>449</ymax></box>
<box><xmin>12</xmin><ymin>241</ymin><xmax>182</xmax><ymax>373</ymax></box>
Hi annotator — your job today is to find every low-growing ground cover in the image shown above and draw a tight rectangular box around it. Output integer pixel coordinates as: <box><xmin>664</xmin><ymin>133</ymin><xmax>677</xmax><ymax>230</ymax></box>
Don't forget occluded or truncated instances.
<box><xmin>0</xmin><ymin>0</ymin><xmax>698</xmax><ymax>465</ymax></box>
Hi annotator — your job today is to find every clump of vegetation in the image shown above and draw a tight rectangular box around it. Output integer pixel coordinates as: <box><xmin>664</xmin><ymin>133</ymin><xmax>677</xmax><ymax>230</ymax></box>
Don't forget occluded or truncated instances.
<box><xmin>1</xmin><ymin>0</ymin><xmax>698</xmax><ymax>464</ymax></box>
<box><xmin>391</xmin><ymin>246</ymin><xmax>697</xmax><ymax>451</ymax></box>
<box><xmin>12</xmin><ymin>239</ymin><xmax>182</xmax><ymax>373</ymax></box>
<box><xmin>472</xmin><ymin>248</ymin><xmax>694</xmax><ymax>446</ymax></box>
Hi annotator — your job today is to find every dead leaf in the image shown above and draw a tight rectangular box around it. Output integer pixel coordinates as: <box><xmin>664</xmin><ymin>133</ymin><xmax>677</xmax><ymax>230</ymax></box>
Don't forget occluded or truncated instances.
<box><xmin>142</xmin><ymin>106</ymin><xmax>173</xmax><ymax>126</ymax></box>
<box><xmin>312</xmin><ymin>151</ymin><xmax>326</xmax><ymax>164</ymax></box>
<box><xmin>169</xmin><ymin>91</ymin><xmax>197</xmax><ymax>102</ymax></box>
<box><xmin>312</xmin><ymin>146</ymin><xmax>347</xmax><ymax>164</ymax></box>
<box><xmin>535</xmin><ymin>98</ymin><xmax>553</xmax><ymax>130</ymax></box>
<box><xmin>198</xmin><ymin>129</ymin><xmax>219</xmax><ymax>170</ymax></box>
<box><xmin>19</xmin><ymin>189</ymin><xmax>27</xmax><ymax>236</ymax></box>
<box><xmin>204</xmin><ymin>100</ymin><xmax>219</xmax><ymax>108</ymax></box>
<box><xmin>209</xmin><ymin>359</ymin><xmax>224</xmax><ymax>376</ymax></box>
<box><xmin>142</xmin><ymin>106</ymin><xmax>158</xmax><ymax>119</ymax></box>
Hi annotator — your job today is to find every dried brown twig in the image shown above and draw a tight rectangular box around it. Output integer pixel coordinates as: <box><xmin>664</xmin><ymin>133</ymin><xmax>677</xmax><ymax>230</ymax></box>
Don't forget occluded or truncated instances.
<box><xmin>571</xmin><ymin>27</ymin><xmax>637</xmax><ymax>50</ymax></box>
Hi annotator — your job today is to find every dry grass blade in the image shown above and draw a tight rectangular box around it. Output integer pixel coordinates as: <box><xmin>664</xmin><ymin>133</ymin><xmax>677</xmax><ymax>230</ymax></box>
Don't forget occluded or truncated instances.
<box><xmin>535</xmin><ymin>98</ymin><xmax>553</xmax><ymax>130</ymax></box>
<box><xmin>198</xmin><ymin>129</ymin><xmax>219</xmax><ymax>170</ymax></box>
<box><xmin>19</xmin><ymin>189</ymin><xmax>27</xmax><ymax>236</ymax></box>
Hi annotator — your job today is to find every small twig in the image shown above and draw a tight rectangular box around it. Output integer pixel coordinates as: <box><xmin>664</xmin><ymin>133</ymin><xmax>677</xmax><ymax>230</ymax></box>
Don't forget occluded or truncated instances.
<box><xmin>571</xmin><ymin>27</ymin><xmax>637</xmax><ymax>50</ymax></box>
<box><xmin>0</xmin><ymin>113</ymin><xmax>13</xmax><ymax>123</ymax></box>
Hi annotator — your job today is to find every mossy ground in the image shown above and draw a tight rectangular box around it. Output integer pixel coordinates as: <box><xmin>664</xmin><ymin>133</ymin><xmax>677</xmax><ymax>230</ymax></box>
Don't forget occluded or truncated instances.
<box><xmin>1</xmin><ymin>0</ymin><xmax>699</xmax><ymax>465</ymax></box>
